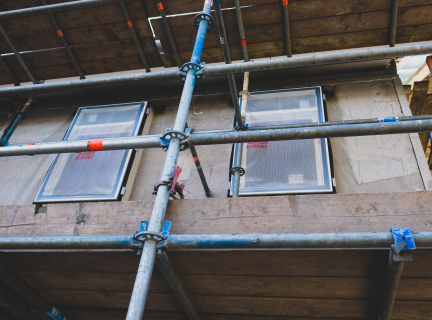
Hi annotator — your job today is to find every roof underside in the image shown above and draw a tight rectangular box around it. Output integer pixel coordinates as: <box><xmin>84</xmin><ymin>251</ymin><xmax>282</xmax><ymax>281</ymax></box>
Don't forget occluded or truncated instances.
<box><xmin>0</xmin><ymin>0</ymin><xmax>431</xmax><ymax>85</ymax></box>
<box><xmin>0</xmin><ymin>249</ymin><xmax>431</xmax><ymax>320</ymax></box>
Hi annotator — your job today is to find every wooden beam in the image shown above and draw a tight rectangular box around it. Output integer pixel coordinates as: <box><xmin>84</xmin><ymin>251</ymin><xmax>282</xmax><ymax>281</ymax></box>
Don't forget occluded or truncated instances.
<box><xmin>2</xmin><ymin>191</ymin><xmax>432</xmax><ymax>237</ymax></box>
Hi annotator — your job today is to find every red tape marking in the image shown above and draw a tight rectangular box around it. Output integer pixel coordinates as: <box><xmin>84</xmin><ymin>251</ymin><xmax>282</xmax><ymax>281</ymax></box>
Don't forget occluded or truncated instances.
<box><xmin>247</xmin><ymin>141</ymin><xmax>268</xmax><ymax>149</ymax></box>
<box><xmin>28</xmin><ymin>142</ymin><xmax>35</xmax><ymax>145</ymax></box>
<box><xmin>87</xmin><ymin>140</ymin><xmax>104</xmax><ymax>151</ymax></box>
<box><xmin>127</xmin><ymin>20</ymin><xmax>133</xmax><ymax>27</ymax></box>
<box><xmin>241</xmin><ymin>39</ymin><xmax>247</xmax><ymax>47</ymax></box>
<box><xmin>57</xmin><ymin>30</ymin><xmax>64</xmax><ymax>37</ymax></box>
<box><xmin>157</xmin><ymin>2</ymin><xmax>164</xmax><ymax>10</ymax></box>
<box><xmin>282</xmin><ymin>0</ymin><xmax>288</xmax><ymax>6</ymax></box>
<box><xmin>193</xmin><ymin>156</ymin><xmax>199</xmax><ymax>162</ymax></box>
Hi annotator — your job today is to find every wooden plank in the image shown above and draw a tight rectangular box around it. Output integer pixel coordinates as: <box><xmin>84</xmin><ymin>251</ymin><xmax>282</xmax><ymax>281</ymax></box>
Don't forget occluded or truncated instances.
<box><xmin>393</xmin><ymin>78</ymin><xmax>432</xmax><ymax>190</ymax></box>
<box><xmin>393</xmin><ymin>301</ymin><xmax>432</xmax><ymax>319</ymax></box>
<box><xmin>20</xmin><ymin>270</ymin><xmax>383</xmax><ymax>299</ymax></box>
<box><xmin>142</xmin><ymin>0</ymin><xmax>432</xmax><ymax>18</ymax></box>
<box><xmin>60</xmin><ymin>307</ymin><xmax>188</xmax><ymax>320</ymax></box>
<box><xmin>4</xmin><ymin>192</ymin><xmax>432</xmax><ymax>237</ymax></box>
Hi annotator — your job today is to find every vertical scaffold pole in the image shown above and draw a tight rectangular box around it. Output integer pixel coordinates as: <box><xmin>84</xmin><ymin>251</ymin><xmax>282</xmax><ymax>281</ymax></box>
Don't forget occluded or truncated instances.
<box><xmin>231</xmin><ymin>72</ymin><xmax>249</xmax><ymax>197</ymax></box>
<box><xmin>125</xmin><ymin>1</ymin><xmax>212</xmax><ymax>319</ymax></box>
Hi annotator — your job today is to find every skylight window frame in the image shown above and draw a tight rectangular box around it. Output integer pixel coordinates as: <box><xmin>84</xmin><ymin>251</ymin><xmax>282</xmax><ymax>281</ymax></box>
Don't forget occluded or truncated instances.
<box><xmin>34</xmin><ymin>102</ymin><xmax>148</xmax><ymax>203</ymax></box>
<box><xmin>231</xmin><ymin>86</ymin><xmax>333</xmax><ymax>196</ymax></box>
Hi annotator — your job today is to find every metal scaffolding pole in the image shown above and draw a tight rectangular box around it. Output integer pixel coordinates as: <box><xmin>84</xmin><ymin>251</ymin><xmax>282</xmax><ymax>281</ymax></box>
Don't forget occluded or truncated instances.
<box><xmin>0</xmin><ymin>0</ymin><xmax>126</xmax><ymax>20</ymax></box>
<box><xmin>119</xmin><ymin>1</ymin><xmax>151</xmax><ymax>72</ymax></box>
<box><xmin>125</xmin><ymin>1</ymin><xmax>212</xmax><ymax>319</ymax></box>
<box><xmin>0</xmin><ymin>260</ymin><xmax>67</xmax><ymax>320</ymax></box>
<box><xmin>156</xmin><ymin>0</ymin><xmax>182</xmax><ymax>67</ymax></box>
<box><xmin>155</xmin><ymin>251</ymin><xmax>202</xmax><ymax>320</ymax></box>
<box><xmin>0</xmin><ymin>43</ymin><xmax>431</xmax><ymax>96</ymax></box>
<box><xmin>282</xmin><ymin>0</ymin><xmax>292</xmax><ymax>57</ymax></box>
<box><xmin>378</xmin><ymin>251</ymin><xmax>404</xmax><ymax>320</ymax></box>
<box><xmin>189</xmin><ymin>144</ymin><xmax>211</xmax><ymax>196</ymax></box>
<box><xmin>233</xmin><ymin>0</ymin><xmax>248</xmax><ymax>61</ymax></box>
<box><xmin>0</xmin><ymin>231</ymin><xmax>431</xmax><ymax>250</ymax></box>
<box><xmin>0</xmin><ymin>25</ymin><xmax>36</xmax><ymax>84</ymax></box>
<box><xmin>2</xmin><ymin>118</ymin><xmax>432</xmax><ymax>157</ymax></box>
<box><xmin>389</xmin><ymin>0</ymin><xmax>399</xmax><ymax>47</ymax></box>
<box><xmin>213</xmin><ymin>0</ymin><xmax>243</xmax><ymax>128</ymax></box>
<box><xmin>41</xmin><ymin>0</ymin><xmax>86</xmax><ymax>79</ymax></box>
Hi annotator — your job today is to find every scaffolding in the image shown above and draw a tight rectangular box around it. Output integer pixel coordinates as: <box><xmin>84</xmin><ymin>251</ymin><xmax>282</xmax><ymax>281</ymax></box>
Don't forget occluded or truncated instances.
<box><xmin>0</xmin><ymin>0</ymin><xmax>430</xmax><ymax>320</ymax></box>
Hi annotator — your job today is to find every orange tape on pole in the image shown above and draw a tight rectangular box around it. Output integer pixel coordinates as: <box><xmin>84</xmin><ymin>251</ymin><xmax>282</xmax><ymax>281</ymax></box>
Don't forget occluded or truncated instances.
<box><xmin>157</xmin><ymin>2</ymin><xmax>163</xmax><ymax>10</ymax></box>
<box><xmin>282</xmin><ymin>0</ymin><xmax>288</xmax><ymax>6</ymax></box>
<box><xmin>127</xmin><ymin>20</ymin><xmax>133</xmax><ymax>27</ymax></box>
<box><xmin>241</xmin><ymin>39</ymin><xmax>247</xmax><ymax>47</ymax></box>
<box><xmin>28</xmin><ymin>142</ymin><xmax>35</xmax><ymax>145</ymax></box>
<box><xmin>87</xmin><ymin>140</ymin><xmax>104</xmax><ymax>151</ymax></box>
<box><xmin>57</xmin><ymin>30</ymin><xmax>64</xmax><ymax>37</ymax></box>
<box><xmin>193</xmin><ymin>156</ymin><xmax>199</xmax><ymax>162</ymax></box>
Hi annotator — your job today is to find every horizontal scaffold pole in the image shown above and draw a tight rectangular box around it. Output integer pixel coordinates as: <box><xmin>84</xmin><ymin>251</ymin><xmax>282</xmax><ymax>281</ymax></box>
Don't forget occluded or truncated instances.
<box><xmin>0</xmin><ymin>231</ymin><xmax>431</xmax><ymax>251</ymax></box>
<box><xmin>2</xmin><ymin>118</ymin><xmax>432</xmax><ymax>157</ymax></box>
<box><xmin>0</xmin><ymin>0</ymin><xmax>126</xmax><ymax>20</ymax></box>
<box><xmin>0</xmin><ymin>43</ymin><xmax>431</xmax><ymax>96</ymax></box>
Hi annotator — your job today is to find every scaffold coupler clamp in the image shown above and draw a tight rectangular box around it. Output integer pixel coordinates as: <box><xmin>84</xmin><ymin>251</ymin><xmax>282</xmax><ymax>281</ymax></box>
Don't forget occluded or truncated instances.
<box><xmin>194</xmin><ymin>12</ymin><xmax>214</xmax><ymax>31</ymax></box>
<box><xmin>230</xmin><ymin>166</ymin><xmax>245</xmax><ymax>176</ymax></box>
<box><xmin>235</xmin><ymin>123</ymin><xmax>248</xmax><ymax>131</ymax></box>
<box><xmin>179</xmin><ymin>62</ymin><xmax>206</xmax><ymax>81</ymax></box>
<box><xmin>239</xmin><ymin>90</ymin><xmax>251</xmax><ymax>99</ymax></box>
<box><xmin>152</xmin><ymin>166</ymin><xmax>185</xmax><ymax>200</ymax></box>
<box><xmin>131</xmin><ymin>222</ymin><xmax>168</xmax><ymax>255</ymax></box>
<box><xmin>157</xmin><ymin>221</ymin><xmax>172</xmax><ymax>252</ymax></box>
<box><xmin>390</xmin><ymin>227</ymin><xmax>416</xmax><ymax>262</ymax></box>
<box><xmin>159</xmin><ymin>128</ymin><xmax>189</xmax><ymax>151</ymax></box>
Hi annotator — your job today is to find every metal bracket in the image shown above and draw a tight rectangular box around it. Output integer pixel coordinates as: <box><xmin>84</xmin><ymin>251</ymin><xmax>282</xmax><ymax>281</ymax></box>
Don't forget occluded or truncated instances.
<box><xmin>160</xmin><ymin>128</ymin><xmax>190</xmax><ymax>151</ymax></box>
<box><xmin>179</xmin><ymin>62</ymin><xmax>206</xmax><ymax>81</ymax></box>
<box><xmin>230</xmin><ymin>166</ymin><xmax>245</xmax><ymax>176</ymax></box>
<box><xmin>193</xmin><ymin>12</ymin><xmax>214</xmax><ymax>31</ymax></box>
<box><xmin>239</xmin><ymin>90</ymin><xmax>251</xmax><ymax>99</ymax></box>
<box><xmin>152</xmin><ymin>166</ymin><xmax>185</xmax><ymax>199</ymax></box>
<box><xmin>390</xmin><ymin>228</ymin><xmax>416</xmax><ymax>262</ymax></box>
<box><xmin>234</xmin><ymin>123</ymin><xmax>248</xmax><ymax>131</ymax></box>
<box><xmin>132</xmin><ymin>221</ymin><xmax>172</xmax><ymax>255</ymax></box>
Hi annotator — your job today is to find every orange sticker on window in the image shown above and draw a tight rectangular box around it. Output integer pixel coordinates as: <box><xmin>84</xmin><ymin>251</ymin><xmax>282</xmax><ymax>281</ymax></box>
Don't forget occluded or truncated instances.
<box><xmin>87</xmin><ymin>140</ymin><xmax>104</xmax><ymax>151</ymax></box>
<box><xmin>241</xmin><ymin>39</ymin><xmax>247</xmax><ymax>46</ymax></box>
<box><xmin>57</xmin><ymin>29</ymin><xmax>64</xmax><ymax>37</ymax></box>
<box><xmin>127</xmin><ymin>20</ymin><xmax>133</xmax><ymax>27</ymax></box>
<box><xmin>282</xmin><ymin>0</ymin><xmax>288</xmax><ymax>6</ymax></box>
<box><xmin>157</xmin><ymin>2</ymin><xmax>164</xmax><ymax>10</ymax></box>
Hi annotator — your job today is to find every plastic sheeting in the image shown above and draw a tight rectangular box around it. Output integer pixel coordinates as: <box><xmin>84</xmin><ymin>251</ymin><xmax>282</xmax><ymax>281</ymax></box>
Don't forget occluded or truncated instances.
<box><xmin>236</xmin><ymin>87</ymin><xmax>332</xmax><ymax>195</ymax></box>
<box><xmin>35</xmin><ymin>102</ymin><xmax>146</xmax><ymax>202</ymax></box>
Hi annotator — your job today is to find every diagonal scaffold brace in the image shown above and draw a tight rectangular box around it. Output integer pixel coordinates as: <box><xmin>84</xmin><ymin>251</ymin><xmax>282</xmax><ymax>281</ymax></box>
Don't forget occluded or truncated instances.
<box><xmin>124</xmin><ymin>1</ymin><xmax>213</xmax><ymax>319</ymax></box>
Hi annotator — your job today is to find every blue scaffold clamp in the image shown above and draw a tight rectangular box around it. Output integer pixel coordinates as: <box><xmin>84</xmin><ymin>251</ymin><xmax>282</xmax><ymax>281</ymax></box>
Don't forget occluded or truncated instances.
<box><xmin>178</xmin><ymin>62</ymin><xmax>206</xmax><ymax>81</ymax></box>
<box><xmin>47</xmin><ymin>307</ymin><xmax>67</xmax><ymax>320</ymax></box>
<box><xmin>390</xmin><ymin>227</ymin><xmax>416</xmax><ymax>262</ymax></box>
<box><xmin>193</xmin><ymin>12</ymin><xmax>214</xmax><ymax>31</ymax></box>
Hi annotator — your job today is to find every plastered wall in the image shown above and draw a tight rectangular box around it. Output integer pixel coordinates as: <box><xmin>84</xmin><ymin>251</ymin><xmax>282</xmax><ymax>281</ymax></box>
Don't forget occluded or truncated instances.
<box><xmin>0</xmin><ymin>78</ymin><xmax>427</xmax><ymax>205</ymax></box>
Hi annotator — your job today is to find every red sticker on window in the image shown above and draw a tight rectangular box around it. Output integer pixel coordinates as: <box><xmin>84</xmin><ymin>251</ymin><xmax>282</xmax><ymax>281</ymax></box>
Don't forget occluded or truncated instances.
<box><xmin>247</xmin><ymin>141</ymin><xmax>268</xmax><ymax>148</ymax></box>
<box><xmin>75</xmin><ymin>151</ymin><xmax>96</xmax><ymax>160</ymax></box>
<box><xmin>57</xmin><ymin>29</ymin><xmax>64</xmax><ymax>37</ymax></box>
<box><xmin>241</xmin><ymin>39</ymin><xmax>247</xmax><ymax>47</ymax></box>
<box><xmin>87</xmin><ymin>140</ymin><xmax>104</xmax><ymax>151</ymax></box>
<box><xmin>157</xmin><ymin>2</ymin><xmax>164</xmax><ymax>10</ymax></box>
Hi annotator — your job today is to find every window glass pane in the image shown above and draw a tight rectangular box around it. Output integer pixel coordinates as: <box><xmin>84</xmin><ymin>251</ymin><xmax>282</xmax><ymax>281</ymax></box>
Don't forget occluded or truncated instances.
<box><xmin>35</xmin><ymin>102</ymin><xmax>146</xmax><ymax>202</ymax></box>
<box><xmin>236</xmin><ymin>87</ymin><xmax>332</xmax><ymax>195</ymax></box>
